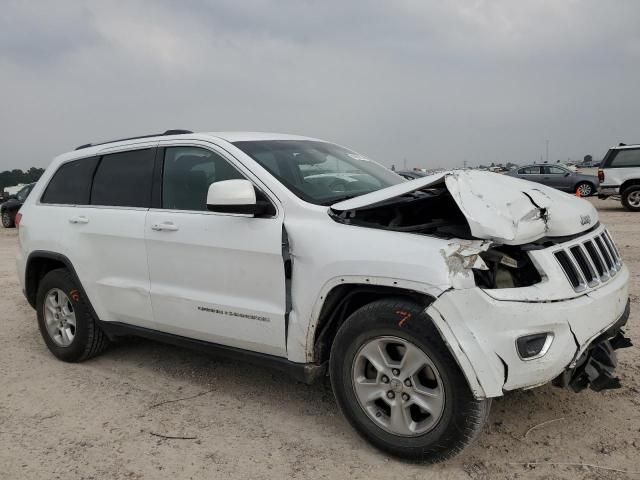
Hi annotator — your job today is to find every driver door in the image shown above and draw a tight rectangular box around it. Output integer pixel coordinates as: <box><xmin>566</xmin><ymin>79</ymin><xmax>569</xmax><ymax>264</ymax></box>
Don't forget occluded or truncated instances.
<box><xmin>145</xmin><ymin>145</ymin><xmax>288</xmax><ymax>357</ymax></box>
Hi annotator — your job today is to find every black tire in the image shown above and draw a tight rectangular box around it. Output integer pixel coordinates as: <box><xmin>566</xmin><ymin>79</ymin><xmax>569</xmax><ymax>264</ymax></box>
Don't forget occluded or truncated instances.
<box><xmin>621</xmin><ymin>185</ymin><xmax>640</xmax><ymax>212</ymax></box>
<box><xmin>330</xmin><ymin>298</ymin><xmax>490</xmax><ymax>463</ymax></box>
<box><xmin>575</xmin><ymin>182</ymin><xmax>594</xmax><ymax>197</ymax></box>
<box><xmin>1</xmin><ymin>210</ymin><xmax>14</xmax><ymax>228</ymax></box>
<box><xmin>36</xmin><ymin>268</ymin><xmax>110</xmax><ymax>362</ymax></box>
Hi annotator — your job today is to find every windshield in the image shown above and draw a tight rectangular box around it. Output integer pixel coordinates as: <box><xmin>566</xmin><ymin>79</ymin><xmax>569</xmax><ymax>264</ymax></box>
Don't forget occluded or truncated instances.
<box><xmin>233</xmin><ymin>140</ymin><xmax>404</xmax><ymax>205</ymax></box>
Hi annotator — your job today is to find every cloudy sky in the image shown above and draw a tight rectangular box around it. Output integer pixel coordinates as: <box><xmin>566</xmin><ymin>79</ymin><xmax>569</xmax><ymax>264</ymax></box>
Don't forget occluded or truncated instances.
<box><xmin>1</xmin><ymin>0</ymin><xmax>639</xmax><ymax>170</ymax></box>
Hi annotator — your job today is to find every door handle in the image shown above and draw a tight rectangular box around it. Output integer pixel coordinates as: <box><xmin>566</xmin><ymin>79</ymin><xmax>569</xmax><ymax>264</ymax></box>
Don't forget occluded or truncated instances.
<box><xmin>69</xmin><ymin>216</ymin><xmax>89</xmax><ymax>224</ymax></box>
<box><xmin>151</xmin><ymin>222</ymin><xmax>179</xmax><ymax>232</ymax></box>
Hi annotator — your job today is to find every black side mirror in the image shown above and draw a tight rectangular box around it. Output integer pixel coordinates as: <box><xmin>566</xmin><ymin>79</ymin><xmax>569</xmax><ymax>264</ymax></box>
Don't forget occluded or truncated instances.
<box><xmin>564</xmin><ymin>172</ymin><xmax>570</xmax><ymax>177</ymax></box>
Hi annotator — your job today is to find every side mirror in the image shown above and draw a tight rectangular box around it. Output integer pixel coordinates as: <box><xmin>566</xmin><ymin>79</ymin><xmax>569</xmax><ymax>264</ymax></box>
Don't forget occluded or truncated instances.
<box><xmin>564</xmin><ymin>172</ymin><xmax>570</xmax><ymax>177</ymax></box>
<box><xmin>206</xmin><ymin>179</ymin><xmax>258</xmax><ymax>215</ymax></box>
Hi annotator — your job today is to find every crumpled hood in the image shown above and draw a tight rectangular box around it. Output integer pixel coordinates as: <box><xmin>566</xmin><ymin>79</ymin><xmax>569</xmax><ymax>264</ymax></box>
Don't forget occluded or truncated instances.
<box><xmin>331</xmin><ymin>170</ymin><xmax>598</xmax><ymax>245</ymax></box>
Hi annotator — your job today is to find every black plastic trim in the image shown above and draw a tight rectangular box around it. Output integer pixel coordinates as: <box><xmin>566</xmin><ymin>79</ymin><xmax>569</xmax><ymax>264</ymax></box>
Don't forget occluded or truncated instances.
<box><xmin>75</xmin><ymin>130</ymin><xmax>193</xmax><ymax>150</ymax></box>
<box><xmin>24</xmin><ymin>251</ymin><xmax>97</xmax><ymax>318</ymax></box>
<box><xmin>98</xmin><ymin>321</ymin><xmax>326</xmax><ymax>384</ymax></box>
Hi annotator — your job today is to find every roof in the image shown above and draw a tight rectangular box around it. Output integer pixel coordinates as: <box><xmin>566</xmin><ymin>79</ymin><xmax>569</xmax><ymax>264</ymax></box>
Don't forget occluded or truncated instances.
<box><xmin>59</xmin><ymin>131</ymin><xmax>324</xmax><ymax>164</ymax></box>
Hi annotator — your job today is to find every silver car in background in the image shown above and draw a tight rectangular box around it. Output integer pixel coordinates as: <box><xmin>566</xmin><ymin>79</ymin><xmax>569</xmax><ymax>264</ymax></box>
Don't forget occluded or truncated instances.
<box><xmin>506</xmin><ymin>164</ymin><xmax>598</xmax><ymax>196</ymax></box>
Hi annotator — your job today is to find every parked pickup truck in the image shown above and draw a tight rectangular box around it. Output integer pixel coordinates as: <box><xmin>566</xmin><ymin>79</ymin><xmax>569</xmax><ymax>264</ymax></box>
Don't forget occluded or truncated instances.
<box><xmin>598</xmin><ymin>143</ymin><xmax>640</xmax><ymax>211</ymax></box>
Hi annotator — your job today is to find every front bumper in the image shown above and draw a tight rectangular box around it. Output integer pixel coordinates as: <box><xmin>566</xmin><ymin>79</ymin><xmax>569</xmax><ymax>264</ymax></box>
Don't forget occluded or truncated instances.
<box><xmin>426</xmin><ymin>264</ymin><xmax>630</xmax><ymax>398</ymax></box>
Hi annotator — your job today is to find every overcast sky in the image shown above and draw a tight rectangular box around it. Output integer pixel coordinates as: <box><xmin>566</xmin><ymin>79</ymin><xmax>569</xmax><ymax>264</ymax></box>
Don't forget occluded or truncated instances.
<box><xmin>1</xmin><ymin>0</ymin><xmax>639</xmax><ymax>171</ymax></box>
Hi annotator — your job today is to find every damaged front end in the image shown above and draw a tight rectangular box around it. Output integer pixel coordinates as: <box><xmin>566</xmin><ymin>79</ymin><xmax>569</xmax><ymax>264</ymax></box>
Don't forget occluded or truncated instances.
<box><xmin>553</xmin><ymin>300</ymin><xmax>632</xmax><ymax>392</ymax></box>
<box><xmin>329</xmin><ymin>170</ymin><xmax>631</xmax><ymax>398</ymax></box>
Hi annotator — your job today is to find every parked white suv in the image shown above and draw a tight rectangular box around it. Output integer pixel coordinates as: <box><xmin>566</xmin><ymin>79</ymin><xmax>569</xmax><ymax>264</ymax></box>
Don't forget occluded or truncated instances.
<box><xmin>17</xmin><ymin>131</ymin><xmax>631</xmax><ymax>462</ymax></box>
<box><xmin>598</xmin><ymin>143</ymin><xmax>640</xmax><ymax>211</ymax></box>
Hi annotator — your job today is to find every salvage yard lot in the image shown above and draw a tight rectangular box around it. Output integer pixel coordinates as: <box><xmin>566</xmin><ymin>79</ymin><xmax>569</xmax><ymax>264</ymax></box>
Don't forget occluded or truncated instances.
<box><xmin>0</xmin><ymin>198</ymin><xmax>638</xmax><ymax>480</ymax></box>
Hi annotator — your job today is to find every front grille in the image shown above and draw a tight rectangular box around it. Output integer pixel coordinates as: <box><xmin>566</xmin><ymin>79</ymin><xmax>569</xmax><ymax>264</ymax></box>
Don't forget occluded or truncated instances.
<box><xmin>554</xmin><ymin>229</ymin><xmax>622</xmax><ymax>291</ymax></box>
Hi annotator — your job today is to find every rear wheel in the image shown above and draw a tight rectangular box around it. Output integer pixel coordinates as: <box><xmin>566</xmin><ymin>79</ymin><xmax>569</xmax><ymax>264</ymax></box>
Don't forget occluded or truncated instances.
<box><xmin>329</xmin><ymin>298</ymin><xmax>490</xmax><ymax>462</ymax></box>
<box><xmin>1</xmin><ymin>210</ymin><xmax>14</xmax><ymax>228</ymax></box>
<box><xmin>621</xmin><ymin>185</ymin><xmax>640</xmax><ymax>211</ymax></box>
<box><xmin>36</xmin><ymin>268</ymin><xmax>110</xmax><ymax>362</ymax></box>
<box><xmin>576</xmin><ymin>182</ymin><xmax>594</xmax><ymax>197</ymax></box>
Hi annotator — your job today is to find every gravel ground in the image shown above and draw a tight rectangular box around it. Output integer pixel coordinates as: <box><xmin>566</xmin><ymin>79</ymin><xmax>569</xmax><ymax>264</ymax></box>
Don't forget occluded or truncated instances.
<box><xmin>0</xmin><ymin>197</ymin><xmax>638</xmax><ymax>480</ymax></box>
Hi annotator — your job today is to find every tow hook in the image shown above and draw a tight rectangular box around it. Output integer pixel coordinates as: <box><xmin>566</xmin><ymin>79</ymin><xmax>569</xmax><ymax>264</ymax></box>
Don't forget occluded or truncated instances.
<box><xmin>553</xmin><ymin>329</ymin><xmax>633</xmax><ymax>393</ymax></box>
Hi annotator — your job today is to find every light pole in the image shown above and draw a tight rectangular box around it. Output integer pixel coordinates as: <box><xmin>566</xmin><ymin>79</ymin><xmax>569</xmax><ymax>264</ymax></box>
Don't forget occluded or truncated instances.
<box><xmin>546</xmin><ymin>140</ymin><xmax>549</xmax><ymax>164</ymax></box>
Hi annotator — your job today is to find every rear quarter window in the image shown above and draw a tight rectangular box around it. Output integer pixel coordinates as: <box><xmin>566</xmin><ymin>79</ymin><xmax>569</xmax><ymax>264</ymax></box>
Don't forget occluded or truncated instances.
<box><xmin>41</xmin><ymin>157</ymin><xmax>99</xmax><ymax>205</ymax></box>
<box><xmin>607</xmin><ymin>149</ymin><xmax>640</xmax><ymax>168</ymax></box>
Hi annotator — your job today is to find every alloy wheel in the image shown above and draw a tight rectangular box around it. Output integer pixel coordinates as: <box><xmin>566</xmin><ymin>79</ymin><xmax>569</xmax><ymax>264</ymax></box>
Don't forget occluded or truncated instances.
<box><xmin>578</xmin><ymin>183</ymin><xmax>592</xmax><ymax>196</ymax></box>
<box><xmin>43</xmin><ymin>288</ymin><xmax>77</xmax><ymax>347</ymax></box>
<box><xmin>628</xmin><ymin>190</ymin><xmax>640</xmax><ymax>208</ymax></box>
<box><xmin>351</xmin><ymin>336</ymin><xmax>445</xmax><ymax>436</ymax></box>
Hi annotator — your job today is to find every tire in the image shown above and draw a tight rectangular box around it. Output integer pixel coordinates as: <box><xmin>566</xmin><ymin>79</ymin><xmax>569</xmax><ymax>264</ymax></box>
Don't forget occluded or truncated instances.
<box><xmin>575</xmin><ymin>182</ymin><xmax>594</xmax><ymax>197</ymax></box>
<box><xmin>621</xmin><ymin>185</ymin><xmax>640</xmax><ymax>212</ymax></box>
<box><xmin>1</xmin><ymin>210</ymin><xmax>14</xmax><ymax>228</ymax></box>
<box><xmin>36</xmin><ymin>268</ymin><xmax>110</xmax><ymax>362</ymax></box>
<box><xmin>329</xmin><ymin>298</ymin><xmax>490</xmax><ymax>462</ymax></box>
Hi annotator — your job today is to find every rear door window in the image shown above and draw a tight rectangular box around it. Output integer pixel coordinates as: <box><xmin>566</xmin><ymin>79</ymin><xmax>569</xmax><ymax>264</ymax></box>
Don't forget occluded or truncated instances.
<box><xmin>520</xmin><ymin>166</ymin><xmax>541</xmax><ymax>174</ymax></box>
<box><xmin>41</xmin><ymin>157</ymin><xmax>99</xmax><ymax>205</ymax></box>
<box><xmin>91</xmin><ymin>149</ymin><xmax>155</xmax><ymax>208</ymax></box>
<box><xmin>609</xmin><ymin>149</ymin><xmax>640</xmax><ymax>168</ymax></box>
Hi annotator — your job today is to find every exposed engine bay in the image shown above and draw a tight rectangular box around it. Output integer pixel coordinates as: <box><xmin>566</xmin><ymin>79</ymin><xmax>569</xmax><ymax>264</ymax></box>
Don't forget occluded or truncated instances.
<box><xmin>329</xmin><ymin>186</ymin><xmax>473</xmax><ymax>239</ymax></box>
<box><xmin>329</xmin><ymin>185</ymin><xmax>542</xmax><ymax>289</ymax></box>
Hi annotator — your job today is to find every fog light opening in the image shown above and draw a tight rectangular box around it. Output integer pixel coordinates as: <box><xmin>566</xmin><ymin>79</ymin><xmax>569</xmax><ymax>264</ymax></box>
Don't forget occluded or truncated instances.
<box><xmin>517</xmin><ymin>333</ymin><xmax>554</xmax><ymax>360</ymax></box>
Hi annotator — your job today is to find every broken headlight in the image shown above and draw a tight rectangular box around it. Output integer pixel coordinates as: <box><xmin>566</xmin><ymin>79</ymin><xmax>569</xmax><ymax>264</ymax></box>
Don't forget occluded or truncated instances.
<box><xmin>473</xmin><ymin>248</ymin><xmax>542</xmax><ymax>289</ymax></box>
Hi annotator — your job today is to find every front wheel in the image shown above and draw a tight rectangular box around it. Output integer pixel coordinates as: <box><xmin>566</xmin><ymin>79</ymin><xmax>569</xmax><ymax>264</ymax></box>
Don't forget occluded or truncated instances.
<box><xmin>621</xmin><ymin>185</ymin><xmax>640</xmax><ymax>211</ymax></box>
<box><xmin>329</xmin><ymin>298</ymin><xmax>490</xmax><ymax>462</ymax></box>
<box><xmin>576</xmin><ymin>182</ymin><xmax>594</xmax><ymax>197</ymax></box>
<box><xmin>1</xmin><ymin>210</ymin><xmax>14</xmax><ymax>228</ymax></box>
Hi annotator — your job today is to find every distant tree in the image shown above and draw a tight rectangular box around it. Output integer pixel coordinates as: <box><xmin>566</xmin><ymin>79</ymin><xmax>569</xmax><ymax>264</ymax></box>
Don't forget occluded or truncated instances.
<box><xmin>0</xmin><ymin>168</ymin><xmax>45</xmax><ymax>191</ymax></box>
<box><xmin>584</xmin><ymin>154</ymin><xmax>593</xmax><ymax>164</ymax></box>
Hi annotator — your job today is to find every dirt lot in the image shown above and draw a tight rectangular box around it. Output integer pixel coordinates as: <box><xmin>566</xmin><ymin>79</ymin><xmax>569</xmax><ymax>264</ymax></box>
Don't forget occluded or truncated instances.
<box><xmin>0</xmin><ymin>198</ymin><xmax>638</xmax><ymax>480</ymax></box>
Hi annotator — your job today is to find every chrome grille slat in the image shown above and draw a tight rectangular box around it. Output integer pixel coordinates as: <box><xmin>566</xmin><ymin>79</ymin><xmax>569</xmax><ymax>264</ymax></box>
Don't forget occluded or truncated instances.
<box><xmin>553</xmin><ymin>228</ymin><xmax>622</xmax><ymax>291</ymax></box>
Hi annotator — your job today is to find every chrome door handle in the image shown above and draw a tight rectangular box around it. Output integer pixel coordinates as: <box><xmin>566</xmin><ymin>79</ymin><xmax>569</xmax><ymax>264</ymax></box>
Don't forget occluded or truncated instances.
<box><xmin>151</xmin><ymin>222</ymin><xmax>179</xmax><ymax>231</ymax></box>
<box><xmin>69</xmin><ymin>216</ymin><xmax>89</xmax><ymax>224</ymax></box>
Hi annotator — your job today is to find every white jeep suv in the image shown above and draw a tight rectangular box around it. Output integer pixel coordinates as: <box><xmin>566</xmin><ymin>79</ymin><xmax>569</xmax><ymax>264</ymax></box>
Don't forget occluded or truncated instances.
<box><xmin>16</xmin><ymin>130</ymin><xmax>631</xmax><ymax>462</ymax></box>
<box><xmin>598</xmin><ymin>143</ymin><xmax>640</xmax><ymax>211</ymax></box>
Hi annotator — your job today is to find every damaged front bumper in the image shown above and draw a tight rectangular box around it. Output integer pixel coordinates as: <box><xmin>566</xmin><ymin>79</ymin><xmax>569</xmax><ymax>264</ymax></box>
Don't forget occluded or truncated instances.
<box><xmin>425</xmin><ymin>264</ymin><xmax>630</xmax><ymax>399</ymax></box>
<box><xmin>552</xmin><ymin>301</ymin><xmax>631</xmax><ymax>392</ymax></box>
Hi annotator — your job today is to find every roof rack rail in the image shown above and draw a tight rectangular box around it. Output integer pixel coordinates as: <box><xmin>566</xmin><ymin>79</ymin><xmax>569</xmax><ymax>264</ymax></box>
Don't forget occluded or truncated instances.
<box><xmin>75</xmin><ymin>129</ymin><xmax>194</xmax><ymax>150</ymax></box>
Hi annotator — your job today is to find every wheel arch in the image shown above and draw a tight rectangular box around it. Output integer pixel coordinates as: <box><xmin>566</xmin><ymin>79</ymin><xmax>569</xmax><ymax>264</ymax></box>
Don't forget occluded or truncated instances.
<box><xmin>310</xmin><ymin>282</ymin><xmax>437</xmax><ymax>365</ymax></box>
<box><xmin>620</xmin><ymin>178</ymin><xmax>640</xmax><ymax>193</ymax></box>
<box><xmin>25</xmin><ymin>251</ymin><xmax>93</xmax><ymax>314</ymax></box>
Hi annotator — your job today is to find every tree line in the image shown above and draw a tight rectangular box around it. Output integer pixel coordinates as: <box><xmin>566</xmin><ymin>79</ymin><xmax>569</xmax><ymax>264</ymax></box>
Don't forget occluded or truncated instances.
<box><xmin>0</xmin><ymin>168</ymin><xmax>45</xmax><ymax>191</ymax></box>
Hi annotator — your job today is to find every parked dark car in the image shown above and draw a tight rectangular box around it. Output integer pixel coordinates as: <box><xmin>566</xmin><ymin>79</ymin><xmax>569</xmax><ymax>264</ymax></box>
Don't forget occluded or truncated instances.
<box><xmin>1</xmin><ymin>183</ymin><xmax>35</xmax><ymax>228</ymax></box>
<box><xmin>505</xmin><ymin>165</ymin><xmax>598</xmax><ymax>196</ymax></box>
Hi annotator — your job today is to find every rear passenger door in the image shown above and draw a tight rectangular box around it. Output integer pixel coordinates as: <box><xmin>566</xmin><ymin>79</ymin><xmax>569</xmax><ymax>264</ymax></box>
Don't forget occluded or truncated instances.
<box><xmin>77</xmin><ymin>146</ymin><xmax>156</xmax><ymax>327</ymax></box>
<box><xmin>38</xmin><ymin>148</ymin><xmax>155</xmax><ymax>327</ymax></box>
<box><xmin>144</xmin><ymin>144</ymin><xmax>288</xmax><ymax>357</ymax></box>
